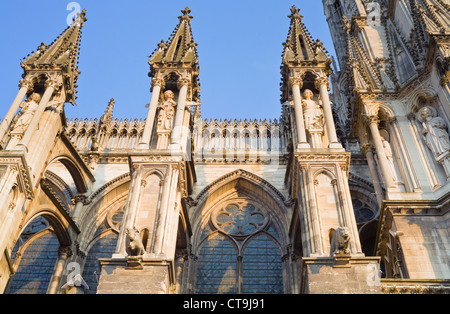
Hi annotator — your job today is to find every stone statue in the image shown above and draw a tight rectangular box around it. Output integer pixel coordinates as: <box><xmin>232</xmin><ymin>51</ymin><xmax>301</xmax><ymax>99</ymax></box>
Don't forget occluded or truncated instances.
<box><xmin>418</xmin><ymin>106</ymin><xmax>450</xmax><ymax>158</ymax></box>
<box><xmin>302</xmin><ymin>89</ymin><xmax>323</xmax><ymax>131</ymax></box>
<box><xmin>380</xmin><ymin>131</ymin><xmax>401</xmax><ymax>184</ymax></box>
<box><xmin>157</xmin><ymin>90</ymin><xmax>177</xmax><ymax>132</ymax></box>
<box><xmin>329</xmin><ymin>227</ymin><xmax>351</xmax><ymax>257</ymax></box>
<box><xmin>126</xmin><ymin>228</ymin><xmax>146</xmax><ymax>257</ymax></box>
<box><xmin>12</xmin><ymin>93</ymin><xmax>41</xmax><ymax>132</ymax></box>
<box><xmin>90</xmin><ymin>136</ymin><xmax>99</xmax><ymax>152</ymax></box>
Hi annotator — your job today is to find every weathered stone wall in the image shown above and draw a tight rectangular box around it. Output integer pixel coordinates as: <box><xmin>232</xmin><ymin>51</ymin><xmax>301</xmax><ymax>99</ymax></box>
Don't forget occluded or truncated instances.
<box><xmin>302</xmin><ymin>257</ymin><xmax>382</xmax><ymax>294</ymax></box>
<box><xmin>97</xmin><ymin>260</ymin><xmax>172</xmax><ymax>294</ymax></box>
<box><xmin>395</xmin><ymin>211</ymin><xmax>450</xmax><ymax>279</ymax></box>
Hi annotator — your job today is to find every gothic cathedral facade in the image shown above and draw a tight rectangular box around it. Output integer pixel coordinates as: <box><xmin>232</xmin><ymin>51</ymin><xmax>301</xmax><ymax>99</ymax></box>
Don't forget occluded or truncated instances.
<box><xmin>0</xmin><ymin>1</ymin><xmax>449</xmax><ymax>294</ymax></box>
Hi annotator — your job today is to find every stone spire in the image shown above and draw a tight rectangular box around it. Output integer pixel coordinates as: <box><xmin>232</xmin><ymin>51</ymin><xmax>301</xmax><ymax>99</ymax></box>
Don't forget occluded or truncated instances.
<box><xmin>412</xmin><ymin>0</ymin><xmax>450</xmax><ymax>34</ymax></box>
<box><xmin>148</xmin><ymin>7</ymin><xmax>200</xmax><ymax>104</ymax></box>
<box><xmin>149</xmin><ymin>7</ymin><xmax>199</xmax><ymax>67</ymax></box>
<box><xmin>341</xmin><ymin>16</ymin><xmax>385</xmax><ymax>93</ymax></box>
<box><xmin>20</xmin><ymin>9</ymin><xmax>88</xmax><ymax>105</ymax></box>
<box><xmin>280</xmin><ymin>6</ymin><xmax>333</xmax><ymax>103</ymax></box>
<box><xmin>100</xmin><ymin>98</ymin><xmax>115</xmax><ymax>126</ymax></box>
<box><xmin>282</xmin><ymin>5</ymin><xmax>330</xmax><ymax>65</ymax></box>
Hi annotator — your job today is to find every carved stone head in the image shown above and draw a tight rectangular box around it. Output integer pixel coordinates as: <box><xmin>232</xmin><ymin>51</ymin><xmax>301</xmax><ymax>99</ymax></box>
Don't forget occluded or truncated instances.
<box><xmin>29</xmin><ymin>93</ymin><xmax>42</xmax><ymax>104</ymax></box>
<box><xmin>418</xmin><ymin>106</ymin><xmax>437</xmax><ymax>122</ymax></box>
<box><xmin>164</xmin><ymin>90</ymin><xmax>175</xmax><ymax>101</ymax></box>
<box><xmin>303</xmin><ymin>89</ymin><xmax>314</xmax><ymax>100</ymax></box>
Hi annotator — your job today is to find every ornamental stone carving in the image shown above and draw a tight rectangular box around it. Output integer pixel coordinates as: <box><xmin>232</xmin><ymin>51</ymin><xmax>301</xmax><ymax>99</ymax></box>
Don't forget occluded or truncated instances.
<box><xmin>177</xmin><ymin>78</ymin><xmax>191</xmax><ymax>90</ymax></box>
<box><xmin>151</xmin><ymin>78</ymin><xmax>166</xmax><ymax>90</ymax></box>
<box><xmin>289</xmin><ymin>77</ymin><xmax>303</xmax><ymax>88</ymax></box>
<box><xmin>302</xmin><ymin>89</ymin><xmax>323</xmax><ymax>131</ymax></box>
<box><xmin>329</xmin><ymin>227</ymin><xmax>351</xmax><ymax>256</ymax></box>
<box><xmin>157</xmin><ymin>90</ymin><xmax>177</xmax><ymax>132</ymax></box>
<box><xmin>12</xmin><ymin>93</ymin><xmax>41</xmax><ymax>132</ymax></box>
<box><xmin>417</xmin><ymin>106</ymin><xmax>450</xmax><ymax>158</ymax></box>
<box><xmin>314</xmin><ymin>76</ymin><xmax>330</xmax><ymax>91</ymax></box>
<box><xmin>126</xmin><ymin>228</ymin><xmax>146</xmax><ymax>257</ymax></box>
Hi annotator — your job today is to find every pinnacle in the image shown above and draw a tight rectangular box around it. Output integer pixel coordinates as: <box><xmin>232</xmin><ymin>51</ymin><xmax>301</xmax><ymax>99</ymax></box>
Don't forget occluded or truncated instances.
<box><xmin>179</xmin><ymin>7</ymin><xmax>193</xmax><ymax>21</ymax></box>
<box><xmin>289</xmin><ymin>5</ymin><xmax>304</xmax><ymax>20</ymax></box>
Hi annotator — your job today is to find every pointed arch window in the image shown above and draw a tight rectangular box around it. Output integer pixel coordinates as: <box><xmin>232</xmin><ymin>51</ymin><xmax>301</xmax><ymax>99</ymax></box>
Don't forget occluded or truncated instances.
<box><xmin>195</xmin><ymin>201</ymin><xmax>284</xmax><ymax>294</ymax></box>
<box><xmin>173</xmin><ymin>37</ymin><xmax>183</xmax><ymax>61</ymax></box>
<box><xmin>7</xmin><ymin>219</ymin><xmax>59</xmax><ymax>295</ymax></box>
<box><xmin>82</xmin><ymin>232</ymin><xmax>119</xmax><ymax>294</ymax></box>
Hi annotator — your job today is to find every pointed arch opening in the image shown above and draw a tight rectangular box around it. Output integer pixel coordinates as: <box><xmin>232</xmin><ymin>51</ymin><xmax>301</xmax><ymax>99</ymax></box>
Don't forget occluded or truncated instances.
<box><xmin>5</xmin><ymin>211</ymin><xmax>72</xmax><ymax>294</ymax></box>
<box><xmin>187</xmin><ymin>170</ymin><xmax>290</xmax><ymax>294</ymax></box>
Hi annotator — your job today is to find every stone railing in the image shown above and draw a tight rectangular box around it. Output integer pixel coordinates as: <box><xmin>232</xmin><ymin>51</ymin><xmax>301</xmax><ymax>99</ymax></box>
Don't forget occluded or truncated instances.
<box><xmin>381</xmin><ymin>279</ymin><xmax>450</xmax><ymax>294</ymax></box>
<box><xmin>67</xmin><ymin>118</ymin><xmax>145</xmax><ymax>151</ymax></box>
<box><xmin>192</xmin><ymin>117</ymin><xmax>291</xmax><ymax>163</ymax></box>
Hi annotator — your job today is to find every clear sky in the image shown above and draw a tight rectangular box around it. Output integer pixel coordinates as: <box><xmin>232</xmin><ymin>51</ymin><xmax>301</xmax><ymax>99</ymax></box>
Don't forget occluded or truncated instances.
<box><xmin>0</xmin><ymin>0</ymin><xmax>337</xmax><ymax>121</ymax></box>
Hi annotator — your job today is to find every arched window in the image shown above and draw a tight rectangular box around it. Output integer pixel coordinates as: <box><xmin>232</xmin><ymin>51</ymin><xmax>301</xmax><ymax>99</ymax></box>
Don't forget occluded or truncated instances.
<box><xmin>82</xmin><ymin>232</ymin><xmax>119</xmax><ymax>294</ymax></box>
<box><xmin>7</xmin><ymin>217</ymin><xmax>59</xmax><ymax>294</ymax></box>
<box><xmin>195</xmin><ymin>201</ymin><xmax>284</xmax><ymax>294</ymax></box>
<box><xmin>243</xmin><ymin>234</ymin><xmax>284</xmax><ymax>294</ymax></box>
<box><xmin>196</xmin><ymin>234</ymin><xmax>237</xmax><ymax>294</ymax></box>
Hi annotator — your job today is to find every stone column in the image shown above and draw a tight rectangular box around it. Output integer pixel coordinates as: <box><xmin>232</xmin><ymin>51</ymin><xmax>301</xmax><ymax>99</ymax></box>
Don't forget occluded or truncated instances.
<box><xmin>152</xmin><ymin>164</ymin><xmax>178</xmax><ymax>257</ymax></box>
<box><xmin>114</xmin><ymin>165</ymin><xmax>144</xmax><ymax>258</ymax></box>
<box><xmin>290</xmin><ymin>77</ymin><xmax>309</xmax><ymax>149</ymax></box>
<box><xmin>18</xmin><ymin>81</ymin><xmax>58</xmax><ymax>150</ymax></box>
<box><xmin>139</xmin><ymin>78</ymin><xmax>165</xmax><ymax>149</ymax></box>
<box><xmin>0</xmin><ymin>79</ymin><xmax>33</xmax><ymax>147</ymax></box>
<box><xmin>71</xmin><ymin>194</ymin><xmax>87</xmax><ymax>224</ymax></box>
<box><xmin>367</xmin><ymin>115</ymin><xmax>396</xmax><ymax>189</ymax></box>
<box><xmin>361</xmin><ymin>143</ymin><xmax>385</xmax><ymax>207</ymax></box>
<box><xmin>170</xmin><ymin>78</ymin><xmax>190</xmax><ymax>149</ymax></box>
<box><xmin>48</xmin><ymin>246</ymin><xmax>72</xmax><ymax>294</ymax></box>
<box><xmin>315</xmin><ymin>77</ymin><xmax>342</xmax><ymax>148</ymax></box>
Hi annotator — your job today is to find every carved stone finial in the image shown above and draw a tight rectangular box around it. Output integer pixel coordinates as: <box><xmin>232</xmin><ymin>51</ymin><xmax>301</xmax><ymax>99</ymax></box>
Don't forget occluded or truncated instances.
<box><xmin>180</xmin><ymin>7</ymin><xmax>193</xmax><ymax>21</ymax></box>
<box><xmin>289</xmin><ymin>5</ymin><xmax>303</xmax><ymax>20</ymax></box>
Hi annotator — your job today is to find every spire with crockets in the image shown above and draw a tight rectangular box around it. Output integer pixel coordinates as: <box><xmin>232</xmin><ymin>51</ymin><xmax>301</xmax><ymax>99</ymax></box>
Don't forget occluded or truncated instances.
<box><xmin>20</xmin><ymin>9</ymin><xmax>87</xmax><ymax>105</ymax></box>
<box><xmin>282</xmin><ymin>5</ymin><xmax>331</xmax><ymax>65</ymax></box>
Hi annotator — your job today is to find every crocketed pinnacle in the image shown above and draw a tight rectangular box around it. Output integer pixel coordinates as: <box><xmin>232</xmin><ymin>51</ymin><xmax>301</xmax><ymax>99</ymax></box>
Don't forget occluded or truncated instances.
<box><xmin>282</xmin><ymin>5</ymin><xmax>330</xmax><ymax>64</ymax></box>
<box><xmin>149</xmin><ymin>7</ymin><xmax>199</xmax><ymax>66</ymax></box>
<box><xmin>21</xmin><ymin>9</ymin><xmax>88</xmax><ymax>105</ymax></box>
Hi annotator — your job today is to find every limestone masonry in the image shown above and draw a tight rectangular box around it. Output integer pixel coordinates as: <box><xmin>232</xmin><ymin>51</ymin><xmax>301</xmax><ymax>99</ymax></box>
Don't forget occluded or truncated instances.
<box><xmin>0</xmin><ymin>1</ymin><xmax>449</xmax><ymax>294</ymax></box>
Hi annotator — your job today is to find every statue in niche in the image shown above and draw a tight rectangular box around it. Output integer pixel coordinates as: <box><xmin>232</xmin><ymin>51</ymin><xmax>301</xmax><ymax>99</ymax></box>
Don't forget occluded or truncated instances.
<box><xmin>302</xmin><ymin>89</ymin><xmax>324</xmax><ymax>148</ymax></box>
<box><xmin>302</xmin><ymin>89</ymin><xmax>323</xmax><ymax>131</ymax></box>
<box><xmin>157</xmin><ymin>90</ymin><xmax>177</xmax><ymax>132</ymax></box>
<box><xmin>417</xmin><ymin>106</ymin><xmax>450</xmax><ymax>158</ymax></box>
<box><xmin>380</xmin><ymin>130</ymin><xmax>402</xmax><ymax>184</ymax></box>
<box><xmin>12</xmin><ymin>93</ymin><xmax>41</xmax><ymax>132</ymax></box>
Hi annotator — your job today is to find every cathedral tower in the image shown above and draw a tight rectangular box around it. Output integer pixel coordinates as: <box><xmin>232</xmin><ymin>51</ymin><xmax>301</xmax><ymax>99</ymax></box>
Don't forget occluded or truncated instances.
<box><xmin>282</xmin><ymin>5</ymin><xmax>381</xmax><ymax>293</ymax></box>
<box><xmin>96</xmin><ymin>7</ymin><xmax>197</xmax><ymax>294</ymax></box>
<box><xmin>0</xmin><ymin>10</ymin><xmax>96</xmax><ymax>293</ymax></box>
<box><xmin>323</xmin><ymin>0</ymin><xmax>450</xmax><ymax>284</ymax></box>
<box><xmin>1</xmin><ymin>3</ymin><xmax>448</xmax><ymax>295</ymax></box>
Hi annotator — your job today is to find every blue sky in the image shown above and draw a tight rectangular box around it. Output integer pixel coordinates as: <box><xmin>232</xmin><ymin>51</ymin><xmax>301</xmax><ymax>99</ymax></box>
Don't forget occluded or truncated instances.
<box><xmin>0</xmin><ymin>1</ymin><xmax>337</xmax><ymax>121</ymax></box>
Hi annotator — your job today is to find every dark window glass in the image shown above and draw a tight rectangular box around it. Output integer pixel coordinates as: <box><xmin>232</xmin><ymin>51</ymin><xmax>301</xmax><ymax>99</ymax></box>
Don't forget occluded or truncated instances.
<box><xmin>83</xmin><ymin>233</ymin><xmax>118</xmax><ymax>294</ymax></box>
<box><xmin>196</xmin><ymin>235</ymin><xmax>237</xmax><ymax>294</ymax></box>
<box><xmin>8</xmin><ymin>232</ymin><xmax>59</xmax><ymax>294</ymax></box>
<box><xmin>243</xmin><ymin>234</ymin><xmax>283</xmax><ymax>294</ymax></box>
